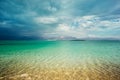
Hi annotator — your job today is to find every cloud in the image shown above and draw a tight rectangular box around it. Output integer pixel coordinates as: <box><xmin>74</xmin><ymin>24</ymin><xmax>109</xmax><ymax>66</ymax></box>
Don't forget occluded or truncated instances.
<box><xmin>42</xmin><ymin>15</ymin><xmax>120</xmax><ymax>39</ymax></box>
<box><xmin>47</xmin><ymin>6</ymin><xmax>57</xmax><ymax>12</ymax></box>
<box><xmin>43</xmin><ymin>23</ymin><xmax>87</xmax><ymax>39</ymax></box>
<box><xmin>0</xmin><ymin>0</ymin><xmax>120</xmax><ymax>40</ymax></box>
<box><xmin>34</xmin><ymin>17</ymin><xmax>58</xmax><ymax>24</ymax></box>
<box><xmin>88</xmin><ymin>34</ymin><xmax>120</xmax><ymax>40</ymax></box>
<box><xmin>57</xmin><ymin>24</ymin><xmax>71</xmax><ymax>32</ymax></box>
<box><xmin>72</xmin><ymin>15</ymin><xmax>120</xmax><ymax>31</ymax></box>
<box><xmin>0</xmin><ymin>21</ymin><xmax>7</xmax><ymax>25</ymax></box>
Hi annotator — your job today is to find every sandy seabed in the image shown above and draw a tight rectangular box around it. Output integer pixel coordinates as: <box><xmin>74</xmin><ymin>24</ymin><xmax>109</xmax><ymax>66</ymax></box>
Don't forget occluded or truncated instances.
<box><xmin>0</xmin><ymin>58</ymin><xmax>120</xmax><ymax>80</ymax></box>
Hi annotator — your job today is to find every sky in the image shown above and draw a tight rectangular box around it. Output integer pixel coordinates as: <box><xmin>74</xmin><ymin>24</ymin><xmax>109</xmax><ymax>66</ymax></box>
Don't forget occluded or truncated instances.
<box><xmin>0</xmin><ymin>0</ymin><xmax>120</xmax><ymax>40</ymax></box>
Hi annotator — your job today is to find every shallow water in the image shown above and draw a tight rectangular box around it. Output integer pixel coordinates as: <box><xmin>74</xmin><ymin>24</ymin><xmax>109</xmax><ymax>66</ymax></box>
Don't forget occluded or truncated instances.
<box><xmin>0</xmin><ymin>40</ymin><xmax>120</xmax><ymax>80</ymax></box>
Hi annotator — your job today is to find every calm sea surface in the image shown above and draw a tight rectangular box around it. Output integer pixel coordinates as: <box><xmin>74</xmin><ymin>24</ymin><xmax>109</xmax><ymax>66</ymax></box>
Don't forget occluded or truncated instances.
<box><xmin>0</xmin><ymin>40</ymin><xmax>120</xmax><ymax>80</ymax></box>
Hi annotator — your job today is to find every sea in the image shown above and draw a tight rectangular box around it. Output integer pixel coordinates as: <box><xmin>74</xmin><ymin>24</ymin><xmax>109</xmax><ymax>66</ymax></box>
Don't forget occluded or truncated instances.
<box><xmin>0</xmin><ymin>40</ymin><xmax>120</xmax><ymax>80</ymax></box>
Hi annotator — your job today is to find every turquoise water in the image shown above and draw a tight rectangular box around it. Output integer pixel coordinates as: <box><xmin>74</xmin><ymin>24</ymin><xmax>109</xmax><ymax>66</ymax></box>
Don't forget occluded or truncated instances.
<box><xmin>0</xmin><ymin>40</ymin><xmax>120</xmax><ymax>68</ymax></box>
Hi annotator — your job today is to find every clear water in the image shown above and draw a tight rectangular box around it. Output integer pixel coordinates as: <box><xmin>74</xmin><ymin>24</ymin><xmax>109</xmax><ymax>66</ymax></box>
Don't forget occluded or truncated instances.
<box><xmin>0</xmin><ymin>40</ymin><xmax>120</xmax><ymax>80</ymax></box>
<box><xmin>0</xmin><ymin>40</ymin><xmax>120</xmax><ymax>68</ymax></box>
